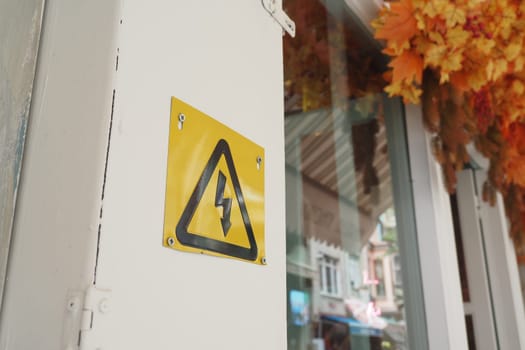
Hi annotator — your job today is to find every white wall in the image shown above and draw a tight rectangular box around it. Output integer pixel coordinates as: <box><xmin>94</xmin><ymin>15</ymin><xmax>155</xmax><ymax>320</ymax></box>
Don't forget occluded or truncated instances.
<box><xmin>0</xmin><ymin>0</ymin><xmax>120</xmax><ymax>349</ymax></box>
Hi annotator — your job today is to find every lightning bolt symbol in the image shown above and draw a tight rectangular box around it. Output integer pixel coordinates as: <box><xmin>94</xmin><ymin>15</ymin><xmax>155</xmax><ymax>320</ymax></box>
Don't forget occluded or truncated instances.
<box><xmin>215</xmin><ymin>171</ymin><xmax>232</xmax><ymax>236</ymax></box>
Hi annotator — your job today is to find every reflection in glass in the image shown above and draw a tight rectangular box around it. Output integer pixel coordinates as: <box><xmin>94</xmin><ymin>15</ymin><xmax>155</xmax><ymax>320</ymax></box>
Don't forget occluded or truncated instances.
<box><xmin>284</xmin><ymin>1</ymin><xmax>413</xmax><ymax>349</ymax></box>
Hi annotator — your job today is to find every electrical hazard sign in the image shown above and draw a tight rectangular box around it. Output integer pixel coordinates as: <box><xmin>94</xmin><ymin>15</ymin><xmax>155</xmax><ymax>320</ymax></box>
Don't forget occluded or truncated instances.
<box><xmin>163</xmin><ymin>97</ymin><xmax>265</xmax><ymax>264</ymax></box>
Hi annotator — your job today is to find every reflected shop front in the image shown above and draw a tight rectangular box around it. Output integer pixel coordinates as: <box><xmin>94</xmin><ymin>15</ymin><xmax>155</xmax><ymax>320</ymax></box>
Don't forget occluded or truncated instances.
<box><xmin>283</xmin><ymin>1</ymin><xmax>423</xmax><ymax>349</ymax></box>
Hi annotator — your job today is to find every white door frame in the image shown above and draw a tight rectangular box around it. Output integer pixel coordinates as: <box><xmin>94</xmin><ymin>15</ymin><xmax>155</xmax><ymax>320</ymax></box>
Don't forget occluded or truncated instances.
<box><xmin>456</xmin><ymin>170</ymin><xmax>498</xmax><ymax>350</ymax></box>
<box><xmin>473</xmin><ymin>169</ymin><xmax>525</xmax><ymax>350</ymax></box>
<box><xmin>405</xmin><ymin>103</ymin><xmax>525</xmax><ymax>349</ymax></box>
<box><xmin>405</xmin><ymin>104</ymin><xmax>469</xmax><ymax>350</ymax></box>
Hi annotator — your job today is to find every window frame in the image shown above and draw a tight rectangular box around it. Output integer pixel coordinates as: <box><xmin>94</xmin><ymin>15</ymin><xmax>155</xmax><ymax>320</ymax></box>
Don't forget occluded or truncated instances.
<box><xmin>405</xmin><ymin>104</ymin><xmax>469</xmax><ymax>349</ymax></box>
<box><xmin>392</xmin><ymin>254</ymin><xmax>402</xmax><ymax>287</ymax></box>
<box><xmin>383</xmin><ymin>97</ymin><xmax>429</xmax><ymax>349</ymax></box>
<box><xmin>373</xmin><ymin>258</ymin><xmax>386</xmax><ymax>298</ymax></box>
<box><xmin>319</xmin><ymin>254</ymin><xmax>341</xmax><ymax>297</ymax></box>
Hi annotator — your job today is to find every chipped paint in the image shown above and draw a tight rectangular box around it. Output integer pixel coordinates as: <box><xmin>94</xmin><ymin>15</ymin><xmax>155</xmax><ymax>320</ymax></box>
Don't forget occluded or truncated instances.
<box><xmin>0</xmin><ymin>0</ymin><xmax>45</xmax><ymax>311</ymax></box>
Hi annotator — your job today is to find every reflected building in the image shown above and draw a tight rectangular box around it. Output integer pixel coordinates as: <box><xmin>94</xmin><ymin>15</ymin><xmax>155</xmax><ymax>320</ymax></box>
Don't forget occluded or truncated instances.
<box><xmin>285</xmin><ymin>98</ymin><xmax>409</xmax><ymax>349</ymax></box>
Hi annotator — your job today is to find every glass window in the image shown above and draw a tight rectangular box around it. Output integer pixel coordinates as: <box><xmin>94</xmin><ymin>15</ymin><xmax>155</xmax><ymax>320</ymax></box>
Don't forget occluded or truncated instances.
<box><xmin>320</xmin><ymin>255</ymin><xmax>340</xmax><ymax>296</ymax></box>
<box><xmin>373</xmin><ymin>259</ymin><xmax>385</xmax><ymax>298</ymax></box>
<box><xmin>392</xmin><ymin>255</ymin><xmax>402</xmax><ymax>287</ymax></box>
<box><xmin>284</xmin><ymin>1</ymin><xmax>426</xmax><ymax>349</ymax></box>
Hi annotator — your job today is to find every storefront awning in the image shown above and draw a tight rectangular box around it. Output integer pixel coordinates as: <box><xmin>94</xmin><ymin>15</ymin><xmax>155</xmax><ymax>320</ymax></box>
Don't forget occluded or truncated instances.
<box><xmin>321</xmin><ymin>315</ymin><xmax>382</xmax><ymax>337</ymax></box>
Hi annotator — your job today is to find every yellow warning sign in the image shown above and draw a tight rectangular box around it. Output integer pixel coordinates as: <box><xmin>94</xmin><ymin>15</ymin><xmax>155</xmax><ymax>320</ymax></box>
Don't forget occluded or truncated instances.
<box><xmin>163</xmin><ymin>97</ymin><xmax>265</xmax><ymax>264</ymax></box>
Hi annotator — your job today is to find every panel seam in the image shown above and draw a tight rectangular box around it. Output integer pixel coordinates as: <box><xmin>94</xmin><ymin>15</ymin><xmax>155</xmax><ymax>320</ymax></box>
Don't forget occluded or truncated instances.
<box><xmin>93</xmin><ymin>88</ymin><xmax>116</xmax><ymax>285</ymax></box>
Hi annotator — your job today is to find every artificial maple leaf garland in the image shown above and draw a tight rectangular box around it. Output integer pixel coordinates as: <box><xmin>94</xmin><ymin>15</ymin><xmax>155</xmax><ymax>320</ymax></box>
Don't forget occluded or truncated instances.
<box><xmin>373</xmin><ymin>0</ymin><xmax>525</xmax><ymax>245</ymax></box>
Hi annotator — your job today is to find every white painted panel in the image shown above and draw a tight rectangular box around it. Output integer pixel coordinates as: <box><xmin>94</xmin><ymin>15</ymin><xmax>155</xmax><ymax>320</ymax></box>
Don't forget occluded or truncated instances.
<box><xmin>475</xmin><ymin>170</ymin><xmax>525</xmax><ymax>350</ymax></box>
<box><xmin>94</xmin><ymin>1</ymin><xmax>285</xmax><ymax>349</ymax></box>
<box><xmin>0</xmin><ymin>0</ymin><xmax>121</xmax><ymax>349</ymax></box>
<box><xmin>405</xmin><ymin>104</ymin><xmax>468</xmax><ymax>350</ymax></box>
<box><xmin>456</xmin><ymin>171</ymin><xmax>497</xmax><ymax>350</ymax></box>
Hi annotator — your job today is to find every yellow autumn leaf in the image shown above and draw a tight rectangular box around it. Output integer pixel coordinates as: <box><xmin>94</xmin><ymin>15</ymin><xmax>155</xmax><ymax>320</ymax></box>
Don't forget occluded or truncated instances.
<box><xmin>465</xmin><ymin>0</ymin><xmax>486</xmax><ymax>10</ymax></box>
<box><xmin>428</xmin><ymin>31</ymin><xmax>445</xmax><ymax>45</ymax></box>
<box><xmin>487</xmin><ymin>59</ymin><xmax>508</xmax><ymax>81</ymax></box>
<box><xmin>467</xmin><ymin>67</ymin><xmax>488</xmax><ymax>91</ymax></box>
<box><xmin>385</xmin><ymin>81</ymin><xmax>404</xmax><ymax>100</ymax></box>
<box><xmin>441</xmin><ymin>50</ymin><xmax>463</xmax><ymax>73</ymax></box>
<box><xmin>496</xmin><ymin>60</ymin><xmax>508</xmax><ymax>81</ymax></box>
<box><xmin>440</xmin><ymin>72</ymin><xmax>450</xmax><ymax>84</ymax></box>
<box><xmin>476</xmin><ymin>38</ymin><xmax>496</xmax><ymax>55</ymax></box>
<box><xmin>509</xmin><ymin>109</ymin><xmax>521</xmax><ymax>122</ymax></box>
<box><xmin>402</xmin><ymin>84</ymin><xmax>423</xmax><ymax>104</ymax></box>
<box><xmin>515</xmin><ymin>57</ymin><xmax>525</xmax><ymax>72</ymax></box>
<box><xmin>425</xmin><ymin>44</ymin><xmax>447</xmax><ymax>67</ymax></box>
<box><xmin>412</xmin><ymin>0</ymin><xmax>425</xmax><ymax>7</ymax></box>
<box><xmin>500</xmin><ymin>7</ymin><xmax>517</xmax><ymax>40</ymax></box>
<box><xmin>500</xmin><ymin>26</ymin><xmax>512</xmax><ymax>41</ymax></box>
<box><xmin>422</xmin><ymin>0</ymin><xmax>448</xmax><ymax>17</ymax></box>
<box><xmin>444</xmin><ymin>5</ymin><xmax>466</xmax><ymax>27</ymax></box>
<box><xmin>415</xmin><ymin>13</ymin><xmax>427</xmax><ymax>30</ymax></box>
<box><xmin>384</xmin><ymin>80</ymin><xmax>422</xmax><ymax>104</ymax></box>
<box><xmin>512</xmin><ymin>80</ymin><xmax>525</xmax><ymax>95</ymax></box>
<box><xmin>504</xmin><ymin>43</ymin><xmax>522</xmax><ymax>62</ymax></box>
<box><xmin>486</xmin><ymin>60</ymin><xmax>494</xmax><ymax>79</ymax></box>
<box><xmin>446</xmin><ymin>27</ymin><xmax>470</xmax><ymax>48</ymax></box>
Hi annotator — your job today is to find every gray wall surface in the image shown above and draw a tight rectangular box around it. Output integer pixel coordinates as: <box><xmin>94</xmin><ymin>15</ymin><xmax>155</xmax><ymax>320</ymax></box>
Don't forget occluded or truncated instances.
<box><xmin>0</xmin><ymin>0</ymin><xmax>45</xmax><ymax>310</ymax></box>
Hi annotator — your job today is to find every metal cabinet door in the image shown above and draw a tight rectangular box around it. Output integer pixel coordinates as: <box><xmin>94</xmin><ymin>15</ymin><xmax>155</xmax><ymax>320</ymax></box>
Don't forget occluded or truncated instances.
<box><xmin>1</xmin><ymin>1</ymin><xmax>287</xmax><ymax>350</ymax></box>
<box><xmin>92</xmin><ymin>1</ymin><xmax>287</xmax><ymax>349</ymax></box>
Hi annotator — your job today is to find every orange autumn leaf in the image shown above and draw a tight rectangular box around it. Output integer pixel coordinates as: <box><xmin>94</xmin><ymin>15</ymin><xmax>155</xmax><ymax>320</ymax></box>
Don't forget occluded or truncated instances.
<box><xmin>503</xmin><ymin>122</ymin><xmax>525</xmax><ymax>152</ymax></box>
<box><xmin>503</xmin><ymin>150</ymin><xmax>525</xmax><ymax>188</ymax></box>
<box><xmin>382</xmin><ymin>70</ymin><xmax>393</xmax><ymax>83</ymax></box>
<box><xmin>449</xmin><ymin>71</ymin><xmax>469</xmax><ymax>91</ymax></box>
<box><xmin>375</xmin><ymin>0</ymin><xmax>419</xmax><ymax>45</ymax></box>
<box><xmin>389</xmin><ymin>50</ymin><xmax>423</xmax><ymax>84</ymax></box>
<box><xmin>372</xmin><ymin>0</ymin><xmax>525</xmax><ymax>242</ymax></box>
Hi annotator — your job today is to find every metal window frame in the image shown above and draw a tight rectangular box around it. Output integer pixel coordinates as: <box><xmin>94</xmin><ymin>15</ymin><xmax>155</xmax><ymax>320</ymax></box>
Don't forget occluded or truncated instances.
<box><xmin>383</xmin><ymin>97</ymin><xmax>430</xmax><ymax>350</ymax></box>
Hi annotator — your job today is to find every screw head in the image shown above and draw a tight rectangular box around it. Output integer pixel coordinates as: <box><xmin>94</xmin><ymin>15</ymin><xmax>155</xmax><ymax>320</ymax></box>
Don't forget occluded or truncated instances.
<box><xmin>178</xmin><ymin>113</ymin><xmax>186</xmax><ymax>122</ymax></box>
<box><xmin>167</xmin><ymin>237</ymin><xmax>175</xmax><ymax>246</ymax></box>
<box><xmin>261</xmin><ymin>256</ymin><xmax>267</xmax><ymax>265</ymax></box>
<box><xmin>66</xmin><ymin>297</ymin><xmax>79</xmax><ymax>312</ymax></box>
<box><xmin>99</xmin><ymin>298</ymin><xmax>110</xmax><ymax>314</ymax></box>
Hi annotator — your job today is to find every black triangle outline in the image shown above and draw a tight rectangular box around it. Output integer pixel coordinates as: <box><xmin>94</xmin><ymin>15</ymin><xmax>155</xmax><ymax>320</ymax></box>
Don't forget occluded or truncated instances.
<box><xmin>175</xmin><ymin>139</ymin><xmax>258</xmax><ymax>261</ymax></box>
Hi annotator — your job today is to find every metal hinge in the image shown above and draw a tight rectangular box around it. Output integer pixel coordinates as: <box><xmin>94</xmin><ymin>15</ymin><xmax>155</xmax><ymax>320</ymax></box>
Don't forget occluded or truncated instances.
<box><xmin>261</xmin><ymin>0</ymin><xmax>296</xmax><ymax>37</ymax></box>
<box><xmin>79</xmin><ymin>286</ymin><xmax>112</xmax><ymax>350</ymax></box>
<box><xmin>63</xmin><ymin>286</ymin><xmax>112</xmax><ymax>350</ymax></box>
<box><xmin>475</xmin><ymin>192</ymin><xmax>482</xmax><ymax>210</ymax></box>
